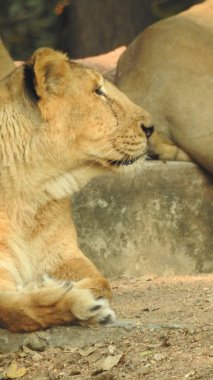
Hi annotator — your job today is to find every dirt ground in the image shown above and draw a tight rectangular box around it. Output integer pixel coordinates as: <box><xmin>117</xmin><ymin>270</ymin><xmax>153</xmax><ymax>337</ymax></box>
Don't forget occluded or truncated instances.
<box><xmin>0</xmin><ymin>274</ymin><xmax>212</xmax><ymax>380</ymax></box>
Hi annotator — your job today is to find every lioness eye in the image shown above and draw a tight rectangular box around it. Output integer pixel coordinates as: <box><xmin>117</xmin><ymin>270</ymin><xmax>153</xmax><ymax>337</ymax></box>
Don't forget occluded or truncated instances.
<box><xmin>95</xmin><ymin>86</ymin><xmax>106</xmax><ymax>97</ymax></box>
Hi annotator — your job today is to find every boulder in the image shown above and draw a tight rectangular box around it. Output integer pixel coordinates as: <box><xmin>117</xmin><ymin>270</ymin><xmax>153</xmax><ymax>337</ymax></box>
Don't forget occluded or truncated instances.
<box><xmin>115</xmin><ymin>0</ymin><xmax>213</xmax><ymax>173</ymax></box>
<box><xmin>73</xmin><ymin>162</ymin><xmax>213</xmax><ymax>277</ymax></box>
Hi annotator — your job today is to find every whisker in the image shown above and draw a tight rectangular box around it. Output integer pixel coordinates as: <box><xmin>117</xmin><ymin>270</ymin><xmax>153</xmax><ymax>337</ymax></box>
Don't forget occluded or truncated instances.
<box><xmin>86</xmin><ymin>148</ymin><xmax>125</xmax><ymax>170</ymax></box>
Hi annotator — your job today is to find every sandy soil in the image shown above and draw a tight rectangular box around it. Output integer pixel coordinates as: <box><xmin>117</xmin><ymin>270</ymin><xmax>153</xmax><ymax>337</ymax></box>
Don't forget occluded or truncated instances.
<box><xmin>0</xmin><ymin>275</ymin><xmax>212</xmax><ymax>380</ymax></box>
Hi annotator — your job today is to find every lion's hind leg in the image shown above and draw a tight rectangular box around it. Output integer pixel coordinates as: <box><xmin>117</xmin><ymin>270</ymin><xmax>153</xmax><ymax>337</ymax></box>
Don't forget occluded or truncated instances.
<box><xmin>0</xmin><ymin>275</ymin><xmax>115</xmax><ymax>332</ymax></box>
<box><xmin>148</xmin><ymin>131</ymin><xmax>192</xmax><ymax>161</ymax></box>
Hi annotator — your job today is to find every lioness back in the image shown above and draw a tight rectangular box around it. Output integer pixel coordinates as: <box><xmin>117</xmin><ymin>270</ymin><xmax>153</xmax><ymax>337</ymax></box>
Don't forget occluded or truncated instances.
<box><xmin>116</xmin><ymin>1</ymin><xmax>213</xmax><ymax>173</ymax></box>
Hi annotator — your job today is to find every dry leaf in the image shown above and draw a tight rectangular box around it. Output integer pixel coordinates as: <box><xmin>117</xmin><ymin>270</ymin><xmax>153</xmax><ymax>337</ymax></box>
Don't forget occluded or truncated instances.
<box><xmin>140</xmin><ymin>350</ymin><xmax>153</xmax><ymax>357</ymax></box>
<box><xmin>142</xmin><ymin>273</ymin><xmax>157</xmax><ymax>281</ymax></box>
<box><xmin>23</xmin><ymin>346</ymin><xmax>36</xmax><ymax>355</ymax></box>
<box><xmin>78</xmin><ymin>347</ymin><xmax>97</xmax><ymax>357</ymax></box>
<box><xmin>95</xmin><ymin>343</ymin><xmax>105</xmax><ymax>348</ymax></box>
<box><xmin>6</xmin><ymin>363</ymin><xmax>27</xmax><ymax>379</ymax></box>
<box><xmin>108</xmin><ymin>344</ymin><xmax>116</xmax><ymax>354</ymax></box>
<box><xmin>154</xmin><ymin>353</ymin><xmax>166</xmax><ymax>361</ymax></box>
<box><xmin>32</xmin><ymin>352</ymin><xmax>43</xmax><ymax>361</ymax></box>
<box><xmin>185</xmin><ymin>370</ymin><xmax>195</xmax><ymax>378</ymax></box>
<box><xmin>16</xmin><ymin>351</ymin><xmax>27</xmax><ymax>358</ymax></box>
<box><xmin>206</xmin><ymin>296</ymin><xmax>213</xmax><ymax>302</ymax></box>
<box><xmin>96</xmin><ymin>353</ymin><xmax>123</xmax><ymax>371</ymax></box>
<box><xmin>86</xmin><ymin>351</ymin><xmax>103</xmax><ymax>363</ymax></box>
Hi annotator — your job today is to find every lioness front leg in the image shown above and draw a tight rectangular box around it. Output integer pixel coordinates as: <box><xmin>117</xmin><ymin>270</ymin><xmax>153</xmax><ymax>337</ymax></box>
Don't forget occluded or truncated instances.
<box><xmin>35</xmin><ymin>198</ymin><xmax>115</xmax><ymax>329</ymax></box>
<box><xmin>0</xmin><ymin>197</ymin><xmax>115</xmax><ymax>332</ymax></box>
<box><xmin>0</xmin><ymin>205</ymin><xmax>115</xmax><ymax>331</ymax></box>
<box><xmin>48</xmin><ymin>253</ymin><xmax>115</xmax><ymax>326</ymax></box>
<box><xmin>0</xmin><ymin>274</ymin><xmax>114</xmax><ymax>332</ymax></box>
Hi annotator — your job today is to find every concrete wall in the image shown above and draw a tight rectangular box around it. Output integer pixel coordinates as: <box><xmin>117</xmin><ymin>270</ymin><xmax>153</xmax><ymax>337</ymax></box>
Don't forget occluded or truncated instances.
<box><xmin>73</xmin><ymin>162</ymin><xmax>213</xmax><ymax>277</ymax></box>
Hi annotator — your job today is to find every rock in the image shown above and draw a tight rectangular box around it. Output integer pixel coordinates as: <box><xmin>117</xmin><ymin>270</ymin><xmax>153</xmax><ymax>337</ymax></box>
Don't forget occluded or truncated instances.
<box><xmin>154</xmin><ymin>353</ymin><xmax>166</xmax><ymax>361</ymax></box>
<box><xmin>116</xmin><ymin>1</ymin><xmax>213</xmax><ymax>173</ymax></box>
<box><xmin>0</xmin><ymin>330</ymin><xmax>24</xmax><ymax>354</ymax></box>
<box><xmin>108</xmin><ymin>344</ymin><xmax>116</xmax><ymax>354</ymax></box>
<box><xmin>73</xmin><ymin>162</ymin><xmax>213</xmax><ymax>276</ymax></box>
<box><xmin>0</xmin><ymin>324</ymin><xmax>132</xmax><ymax>354</ymax></box>
<box><xmin>95</xmin><ymin>353</ymin><xmax>124</xmax><ymax>371</ymax></box>
<box><xmin>24</xmin><ymin>333</ymin><xmax>48</xmax><ymax>352</ymax></box>
<box><xmin>5</xmin><ymin>363</ymin><xmax>27</xmax><ymax>379</ymax></box>
<box><xmin>32</xmin><ymin>352</ymin><xmax>43</xmax><ymax>361</ymax></box>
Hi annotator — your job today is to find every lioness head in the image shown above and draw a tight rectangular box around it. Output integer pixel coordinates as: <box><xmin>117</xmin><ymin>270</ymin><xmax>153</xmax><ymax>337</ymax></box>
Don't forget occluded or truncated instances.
<box><xmin>0</xmin><ymin>48</ymin><xmax>154</xmax><ymax>197</ymax></box>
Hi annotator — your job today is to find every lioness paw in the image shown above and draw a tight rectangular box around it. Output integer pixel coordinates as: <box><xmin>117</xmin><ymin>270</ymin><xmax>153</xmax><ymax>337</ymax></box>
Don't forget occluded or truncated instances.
<box><xmin>70</xmin><ymin>287</ymin><xmax>115</xmax><ymax>325</ymax></box>
<box><xmin>88</xmin><ymin>297</ymin><xmax>116</xmax><ymax>324</ymax></box>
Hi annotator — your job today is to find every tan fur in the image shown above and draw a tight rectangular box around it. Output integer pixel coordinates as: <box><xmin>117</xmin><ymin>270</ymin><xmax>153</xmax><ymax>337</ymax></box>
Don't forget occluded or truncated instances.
<box><xmin>116</xmin><ymin>1</ymin><xmax>213</xmax><ymax>173</ymax></box>
<box><xmin>0</xmin><ymin>47</ymin><xmax>153</xmax><ymax>332</ymax></box>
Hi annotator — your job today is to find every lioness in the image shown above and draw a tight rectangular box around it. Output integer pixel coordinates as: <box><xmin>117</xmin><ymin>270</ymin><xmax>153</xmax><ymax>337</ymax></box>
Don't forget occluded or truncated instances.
<box><xmin>0</xmin><ymin>47</ymin><xmax>154</xmax><ymax>332</ymax></box>
<box><xmin>116</xmin><ymin>0</ymin><xmax>213</xmax><ymax>173</ymax></box>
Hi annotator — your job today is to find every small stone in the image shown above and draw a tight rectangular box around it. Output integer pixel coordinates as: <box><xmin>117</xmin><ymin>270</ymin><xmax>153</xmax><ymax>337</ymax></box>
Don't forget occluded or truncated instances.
<box><xmin>95</xmin><ymin>353</ymin><xmax>124</xmax><ymax>371</ymax></box>
<box><xmin>23</xmin><ymin>346</ymin><xmax>36</xmax><ymax>355</ymax></box>
<box><xmin>185</xmin><ymin>370</ymin><xmax>195</xmax><ymax>378</ymax></box>
<box><xmin>139</xmin><ymin>351</ymin><xmax>152</xmax><ymax>358</ymax></box>
<box><xmin>16</xmin><ymin>351</ymin><xmax>27</xmax><ymax>358</ymax></box>
<box><xmin>24</xmin><ymin>334</ymin><xmax>47</xmax><ymax>352</ymax></box>
<box><xmin>32</xmin><ymin>352</ymin><xmax>43</xmax><ymax>361</ymax></box>
<box><xmin>108</xmin><ymin>344</ymin><xmax>116</xmax><ymax>354</ymax></box>
<box><xmin>142</xmin><ymin>274</ymin><xmax>157</xmax><ymax>281</ymax></box>
<box><xmin>154</xmin><ymin>353</ymin><xmax>166</xmax><ymax>361</ymax></box>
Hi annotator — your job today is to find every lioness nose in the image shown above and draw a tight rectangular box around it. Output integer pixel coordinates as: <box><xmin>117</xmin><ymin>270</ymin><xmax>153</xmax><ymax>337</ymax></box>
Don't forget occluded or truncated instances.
<box><xmin>141</xmin><ymin>124</ymin><xmax>155</xmax><ymax>139</ymax></box>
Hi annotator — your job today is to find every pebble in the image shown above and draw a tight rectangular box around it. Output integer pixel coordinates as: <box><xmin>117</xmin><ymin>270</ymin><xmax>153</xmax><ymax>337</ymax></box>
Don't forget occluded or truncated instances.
<box><xmin>154</xmin><ymin>353</ymin><xmax>166</xmax><ymax>361</ymax></box>
<box><xmin>32</xmin><ymin>352</ymin><xmax>43</xmax><ymax>361</ymax></box>
<box><xmin>24</xmin><ymin>335</ymin><xmax>47</xmax><ymax>352</ymax></box>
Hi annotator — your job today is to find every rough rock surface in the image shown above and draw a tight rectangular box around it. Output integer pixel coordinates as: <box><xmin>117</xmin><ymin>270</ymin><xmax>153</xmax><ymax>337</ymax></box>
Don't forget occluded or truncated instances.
<box><xmin>73</xmin><ymin>162</ymin><xmax>213</xmax><ymax>277</ymax></box>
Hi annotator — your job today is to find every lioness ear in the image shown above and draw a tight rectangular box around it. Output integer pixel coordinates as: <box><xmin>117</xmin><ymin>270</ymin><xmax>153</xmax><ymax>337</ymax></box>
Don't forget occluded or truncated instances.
<box><xmin>28</xmin><ymin>47</ymin><xmax>70</xmax><ymax>98</ymax></box>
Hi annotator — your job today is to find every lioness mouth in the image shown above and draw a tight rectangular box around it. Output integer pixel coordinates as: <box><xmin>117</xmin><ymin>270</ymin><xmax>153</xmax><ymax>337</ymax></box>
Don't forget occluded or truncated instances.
<box><xmin>108</xmin><ymin>155</ymin><xmax>142</xmax><ymax>167</ymax></box>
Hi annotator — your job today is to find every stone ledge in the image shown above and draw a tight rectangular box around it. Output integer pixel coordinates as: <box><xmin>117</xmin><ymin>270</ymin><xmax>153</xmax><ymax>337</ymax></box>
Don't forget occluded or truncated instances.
<box><xmin>0</xmin><ymin>324</ymin><xmax>133</xmax><ymax>354</ymax></box>
<box><xmin>73</xmin><ymin>161</ymin><xmax>213</xmax><ymax>276</ymax></box>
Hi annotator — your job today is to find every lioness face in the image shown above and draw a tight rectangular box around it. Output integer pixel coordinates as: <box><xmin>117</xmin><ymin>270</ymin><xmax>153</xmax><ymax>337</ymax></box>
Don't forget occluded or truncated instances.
<box><xmin>25</xmin><ymin>48</ymin><xmax>154</xmax><ymax>174</ymax></box>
